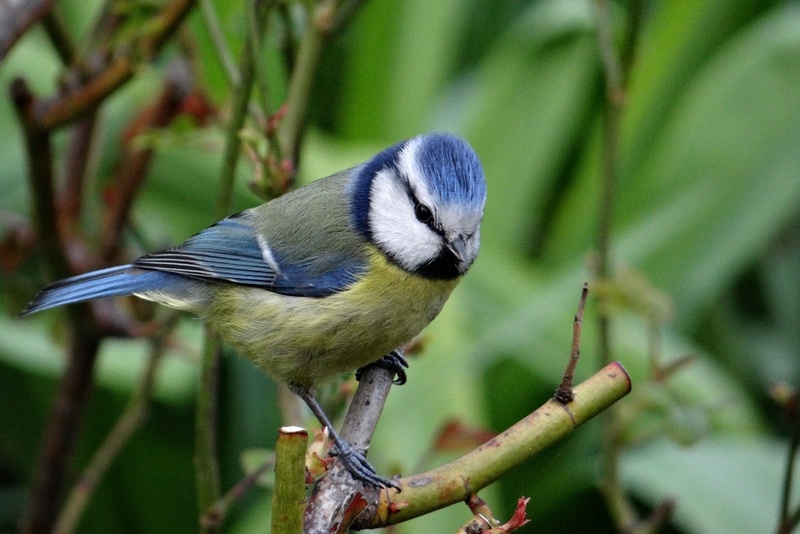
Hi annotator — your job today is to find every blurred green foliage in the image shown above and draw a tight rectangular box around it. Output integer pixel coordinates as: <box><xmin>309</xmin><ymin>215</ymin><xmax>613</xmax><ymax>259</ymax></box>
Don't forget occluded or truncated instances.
<box><xmin>1</xmin><ymin>0</ymin><xmax>799</xmax><ymax>532</ymax></box>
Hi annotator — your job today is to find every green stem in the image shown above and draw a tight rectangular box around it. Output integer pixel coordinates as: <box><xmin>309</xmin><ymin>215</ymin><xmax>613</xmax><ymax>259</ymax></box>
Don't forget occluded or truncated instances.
<box><xmin>214</xmin><ymin>0</ymin><xmax>269</xmax><ymax>216</ymax></box>
<box><xmin>196</xmin><ymin>327</ymin><xmax>223</xmax><ymax>532</ymax></box>
<box><xmin>276</xmin><ymin>0</ymin><xmax>363</xmax><ymax>166</ymax></box>
<box><xmin>198</xmin><ymin>0</ymin><xmax>240</xmax><ymax>86</ymax></box>
<box><xmin>271</xmin><ymin>427</ymin><xmax>308</xmax><ymax>534</ymax></box>
<box><xmin>778</xmin><ymin>427</ymin><xmax>800</xmax><ymax>534</ymax></box>
<box><xmin>276</xmin><ymin>6</ymin><xmax>326</xmax><ymax>165</ymax></box>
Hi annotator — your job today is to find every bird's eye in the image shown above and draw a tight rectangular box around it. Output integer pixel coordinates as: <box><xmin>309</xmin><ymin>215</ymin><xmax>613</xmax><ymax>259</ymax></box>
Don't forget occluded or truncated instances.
<box><xmin>414</xmin><ymin>203</ymin><xmax>433</xmax><ymax>224</ymax></box>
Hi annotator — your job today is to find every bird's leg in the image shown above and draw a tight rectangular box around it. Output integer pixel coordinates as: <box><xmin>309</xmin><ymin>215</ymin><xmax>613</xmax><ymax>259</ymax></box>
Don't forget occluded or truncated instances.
<box><xmin>355</xmin><ymin>349</ymin><xmax>409</xmax><ymax>385</ymax></box>
<box><xmin>293</xmin><ymin>386</ymin><xmax>401</xmax><ymax>490</ymax></box>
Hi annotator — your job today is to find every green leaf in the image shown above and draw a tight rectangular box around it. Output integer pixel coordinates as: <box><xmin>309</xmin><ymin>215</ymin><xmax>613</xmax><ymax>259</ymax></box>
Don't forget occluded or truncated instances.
<box><xmin>623</xmin><ymin>438</ymin><xmax>795</xmax><ymax>534</ymax></box>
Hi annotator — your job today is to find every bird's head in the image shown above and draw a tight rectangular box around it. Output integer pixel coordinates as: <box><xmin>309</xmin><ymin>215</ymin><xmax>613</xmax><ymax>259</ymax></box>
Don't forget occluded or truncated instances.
<box><xmin>352</xmin><ymin>133</ymin><xmax>486</xmax><ymax>280</ymax></box>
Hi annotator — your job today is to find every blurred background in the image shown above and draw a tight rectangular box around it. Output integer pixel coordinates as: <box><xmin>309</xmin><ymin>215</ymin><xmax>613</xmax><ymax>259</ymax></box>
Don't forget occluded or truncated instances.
<box><xmin>1</xmin><ymin>0</ymin><xmax>799</xmax><ymax>532</ymax></box>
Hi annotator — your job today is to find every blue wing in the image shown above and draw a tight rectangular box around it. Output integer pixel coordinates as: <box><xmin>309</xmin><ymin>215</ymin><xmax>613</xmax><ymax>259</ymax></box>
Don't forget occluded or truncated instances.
<box><xmin>21</xmin><ymin>206</ymin><xmax>367</xmax><ymax>315</ymax></box>
<box><xmin>133</xmin><ymin>213</ymin><xmax>365</xmax><ymax>298</ymax></box>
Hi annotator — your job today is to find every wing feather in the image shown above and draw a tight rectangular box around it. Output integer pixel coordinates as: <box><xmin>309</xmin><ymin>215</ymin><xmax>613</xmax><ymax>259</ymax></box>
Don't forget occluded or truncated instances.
<box><xmin>133</xmin><ymin>203</ymin><xmax>366</xmax><ymax>297</ymax></box>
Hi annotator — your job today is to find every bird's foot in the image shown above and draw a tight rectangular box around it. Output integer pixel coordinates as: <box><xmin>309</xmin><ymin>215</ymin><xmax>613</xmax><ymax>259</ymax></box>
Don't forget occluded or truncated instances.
<box><xmin>331</xmin><ymin>438</ymin><xmax>401</xmax><ymax>491</ymax></box>
<box><xmin>355</xmin><ymin>349</ymin><xmax>409</xmax><ymax>385</ymax></box>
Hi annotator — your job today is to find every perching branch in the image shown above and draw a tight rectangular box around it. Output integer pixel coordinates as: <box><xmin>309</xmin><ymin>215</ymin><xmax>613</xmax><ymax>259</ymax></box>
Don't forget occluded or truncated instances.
<box><xmin>352</xmin><ymin>362</ymin><xmax>632</xmax><ymax>529</ymax></box>
<box><xmin>304</xmin><ymin>365</ymin><xmax>397</xmax><ymax>532</ymax></box>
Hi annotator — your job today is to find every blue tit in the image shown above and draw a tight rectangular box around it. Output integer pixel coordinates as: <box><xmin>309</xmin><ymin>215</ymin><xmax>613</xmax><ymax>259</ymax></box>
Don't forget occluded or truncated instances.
<box><xmin>21</xmin><ymin>132</ymin><xmax>487</xmax><ymax>488</ymax></box>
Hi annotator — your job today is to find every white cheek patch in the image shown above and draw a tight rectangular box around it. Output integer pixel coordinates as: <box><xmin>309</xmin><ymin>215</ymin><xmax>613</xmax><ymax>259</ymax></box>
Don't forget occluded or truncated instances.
<box><xmin>369</xmin><ymin>168</ymin><xmax>441</xmax><ymax>271</ymax></box>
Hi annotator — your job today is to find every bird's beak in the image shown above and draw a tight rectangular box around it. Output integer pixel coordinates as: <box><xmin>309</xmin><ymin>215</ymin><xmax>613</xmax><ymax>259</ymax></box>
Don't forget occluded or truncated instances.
<box><xmin>445</xmin><ymin>235</ymin><xmax>467</xmax><ymax>263</ymax></box>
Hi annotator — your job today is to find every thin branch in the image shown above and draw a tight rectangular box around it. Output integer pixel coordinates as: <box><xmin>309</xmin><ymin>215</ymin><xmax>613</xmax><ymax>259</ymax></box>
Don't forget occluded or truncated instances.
<box><xmin>592</xmin><ymin>0</ymin><xmax>627</xmax><ymax>529</ymax></box>
<box><xmin>275</xmin><ymin>0</ymin><xmax>363</xmax><ymax>168</ymax></box>
<box><xmin>10</xmin><ymin>79</ymin><xmax>71</xmax><ymax>279</ymax></box>
<box><xmin>100</xmin><ymin>60</ymin><xmax>192</xmax><ymax>264</ymax></box>
<box><xmin>593</xmin><ymin>0</ymin><xmax>622</xmax><ymax>367</ymax></box>
<box><xmin>52</xmin><ymin>318</ymin><xmax>176</xmax><ymax>534</ymax></box>
<box><xmin>0</xmin><ymin>0</ymin><xmax>53</xmax><ymax>60</ymax></box>
<box><xmin>195</xmin><ymin>327</ymin><xmax>223</xmax><ymax>533</ymax></box>
<box><xmin>59</xmin><ymin>115</ymin><xmax>97</xmax><ymax>245</ymax></box>
<box><xmin>214</xmin><ymin>9</ymin><xmax>260</xmax><ymax>216</ymax></box>
<box><xmin>30</xmin><ymin>0</ymin><xmax>196</xmax><ymax>130</ymax></box>
<box><xmin>353</xmin><ymin>362</ymin><xmax>632</xmax><ymax>529</ymax></box>
<box><xmin>592</xmin><ymin>3</ymin><xmax>674</xmax><ymax>533</ymax></box>
<box><xmin>780</xmin><ymin>431</ymin><xmax>799</xmax><ymax>529</ymax></box>
<box><xmin>777</xmin><ymin>387</ymin><xmax>800</xmax><ymax>534</ymax></box>
<box><xmin>201</xmin><ymin>455</ymin><xmax>275</xmax><ymax>529</ymax></box>
<box><xmin>11</xmin><ymin>57</ymin><xmax>105</xmax><ymax>534</ymax></box>
<box><xmin>198</xmin><ymin>0</ymin><xmax>240</xmax><ymax>86</ymax></box>
<box><xmin>194</xmin><ymin>5</ymin><xmax>272</xmax><ymax>526</ymax></box>
<box><xmin>21</xmin><ymin>332</ymin><xmax>102</xmax><ymax>534</ymax></box>
<box><xmin>197</xmin><ymin>0</ymin><xmax>265</xmax><ymax>126</ymax></box>
<box><xmin>246</xmin><ymin>0</ymin><xmax>272</xmax><ymax>117</ymax></box>
<box><xmin>555</xmin><ymin>282</ymin><xmax>589</xmax><ymax>403</ymax></box>
<box><xmin>41</xmin><ymin>8</ymin><xmax>76</xmax><ymax>65</ymax></box>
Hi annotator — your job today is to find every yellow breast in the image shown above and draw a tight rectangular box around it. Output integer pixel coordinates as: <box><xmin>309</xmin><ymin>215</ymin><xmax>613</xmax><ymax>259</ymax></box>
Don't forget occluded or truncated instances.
<box><xmin>206</xmin><ymin>246</ymin><xmax>459</xmax><ymax>387</ymax></box>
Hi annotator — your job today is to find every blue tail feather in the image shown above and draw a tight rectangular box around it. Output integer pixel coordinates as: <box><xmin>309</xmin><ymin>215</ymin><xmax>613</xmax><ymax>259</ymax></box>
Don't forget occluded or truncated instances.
<box><xmin>20</xmin><ymin>265</ymin><xmax>188</xmax><ymax>316</ymax></box>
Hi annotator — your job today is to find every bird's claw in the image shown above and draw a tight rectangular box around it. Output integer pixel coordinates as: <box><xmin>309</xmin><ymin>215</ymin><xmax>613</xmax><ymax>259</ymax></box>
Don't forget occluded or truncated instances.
<box><xmin>332</xmin><ymin>439</ymin><xmax>401</xmax><ymax>491</ymax></box>
<box><xmin>355</xmin><ymin>350</ymin><xmax>409</xmax><ymax>385</ymax></box>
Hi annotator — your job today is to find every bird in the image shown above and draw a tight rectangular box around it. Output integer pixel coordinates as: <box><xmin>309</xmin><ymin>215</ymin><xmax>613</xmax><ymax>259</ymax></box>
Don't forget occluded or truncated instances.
<box><xmin>20</xmin><ymin>132</ymin><xmax>487</xmax><ymax>489</ymax></box>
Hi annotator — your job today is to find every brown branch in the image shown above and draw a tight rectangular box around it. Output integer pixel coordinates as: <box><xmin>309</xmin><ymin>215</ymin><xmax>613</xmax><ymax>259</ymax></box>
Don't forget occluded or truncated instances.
<box><xmin>59</xmin><ymin>115</ymin><xmax>97</xmax><ymax>250</ymax></box>
<box><xmin>0</xmin><ymin>0</ymin><xmax>53</xmax><ymax>60</ymax></box>
<box><xmin>53</xmin><ymin>321</ymin><xmax>174</xmax><ymax>534</ymax></box>
<box><xmin>100</xmin><ymin>60</ymin><xmax>192</xmax><ymax>264</ymax></box>
<box><xmin>10</xmin><ymin>79</ymin><xmax>71</xmax><ymax>279</ymax></box>
<box><xmin>304</xmin><ymin>365</ymin><xmax>396</xmax><ymax>531</ymax></box>
<box><xmin>201</xmin><ymin>455</ymin><xmax>275</xmax><ymax>529</ymax></box>
<box><xmin>555</xmin><ymin>282</ymin><xmax>589</xmax><ymax>403</ymax></box>
<box><xmin>11</xmin><ymin>78</ymin><xmax>107</xmax><ymax>534</ymax></box>
<box><xmin>12</xmin><ymin>3</ymin><xmax>196</xmax><ymax>531</ymax></box>
<box><xmin>30</xmin><ymin>0</ymin><xmax>196</xmax><ymax>131</ymax></box>
<box><xmin>20</xmin><ymin>332</ymin><xmax>102</xmax><ymax>534</ymax></box>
